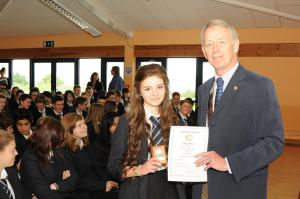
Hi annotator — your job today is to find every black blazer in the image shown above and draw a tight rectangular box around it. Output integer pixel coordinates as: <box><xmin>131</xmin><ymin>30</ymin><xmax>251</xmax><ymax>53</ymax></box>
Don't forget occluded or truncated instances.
<box><xmin>63</xmin><ymin>145</ymin><xmax>117</xmax><ymax>199</ymax></box>
<box><xmin>87</xmin><ymin>81</ymin><xmax>104</xmax><ymax>101</ymax></box>
<box><xmin>0</xmin><ymin>167</ymin><xmax>31</xmax><ymax>199</ymax></box>
<box><xmin>108</xmin><ymin>116</ymin><xmax>180</xmax><ymax>199</ymax></box>
<box><xmin>63</xmin><ymin>103</ymin><xmax>75</xmax><ymax>115</ymax></box>
<box><xmin>20</xmin><ymin>148</ymin><xmax>78</xmax><ymax>199</ymax></box>
<box><xmin>31</xmin><ymin>107</ymin><xmax>52</xmax><ymax>127</ymax></box>
<box><xmin>13</xmin><ymin>131</ymin><xmax>30</xmax><ymax>165</ymax></box>
<box><xmin>46</xmin><ymin>109</ymin><xmax>63</xmax><ymax>121</ymax></box>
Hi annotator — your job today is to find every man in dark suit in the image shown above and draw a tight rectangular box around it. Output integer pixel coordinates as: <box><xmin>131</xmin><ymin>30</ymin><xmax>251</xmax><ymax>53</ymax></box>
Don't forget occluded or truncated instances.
<box><xmin>195</xmin><ymin>19</ymin><xmax>284</xmax><ymax>199</ymax></box>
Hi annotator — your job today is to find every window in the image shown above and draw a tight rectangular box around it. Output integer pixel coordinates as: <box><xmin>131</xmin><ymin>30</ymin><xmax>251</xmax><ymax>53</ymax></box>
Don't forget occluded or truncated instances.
<box><xmin>12</xmin><ymin>59</ymin><xmax>30</xmax><ymax>93</ymax></box>
<box><xmin>34</xmin><ymin>62</ymin><xmax>52</xmax><ymax>93</ymax></box>
<box><xmin>79</xmin><ymin>59</ymin><xmax>101</xmax><ymax>90</ymax></box>
<box><xmin>167</xmin><ymin>58</ymin><xmax>197</xmax><ymax>100</ymax></box>
<box><xmin>202</xmin><ymin>62</ymin><xmax>215</xmax><ymax>83</ymax></box>
<box><xmin>56</xmin><ymin>62</ymin><xmax>75</xmax><ymax>92</ymax></box>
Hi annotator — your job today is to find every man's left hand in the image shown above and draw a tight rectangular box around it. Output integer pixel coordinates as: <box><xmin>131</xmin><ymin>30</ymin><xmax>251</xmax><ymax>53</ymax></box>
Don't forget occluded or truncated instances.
<box><xmin>195</xmin><ymin>151</ymin><xmax>228</xmax><ymax>171</ymax></box>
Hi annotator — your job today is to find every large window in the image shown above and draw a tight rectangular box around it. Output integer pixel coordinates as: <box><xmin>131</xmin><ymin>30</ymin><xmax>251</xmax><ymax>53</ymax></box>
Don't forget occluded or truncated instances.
<box><xmin>34</xmin><ymin>62</ymin><xmax>52</xmax><ymax>93</ymax></box>
<box><xmin>12</xmin><ymin>59</ymin><xmax>30</xmax><ymax>93</ymax></box>
<box><xmin>167</xmin><ymin>58</ymin><xmax>197</xmax><ymax>100</ymax></box>
<box><xmin>202</xmin><ymin>62</ymin><xmax>215</xmax><ymax>83</ymax></box>
<box><xmin>79</xmin><ymin>59</ymin><xmax>101</xmax><ymax>90</ymax></box>
<box><xmin>56</xmin><ymin>62</ymin><xmax>75</xmax><ymax>92</ymax></box>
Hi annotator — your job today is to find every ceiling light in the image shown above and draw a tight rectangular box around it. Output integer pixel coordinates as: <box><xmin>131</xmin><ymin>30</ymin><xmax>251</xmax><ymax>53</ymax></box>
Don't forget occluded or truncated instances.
<box><xmin>39</xmin><ymin>0</ymin><xmax>102</xmax><ymax>37</ymax></box>
<box><xmin>212</xmin><ymin>0</ymin><xmax>300</xmax><ymax>21</ymax></box>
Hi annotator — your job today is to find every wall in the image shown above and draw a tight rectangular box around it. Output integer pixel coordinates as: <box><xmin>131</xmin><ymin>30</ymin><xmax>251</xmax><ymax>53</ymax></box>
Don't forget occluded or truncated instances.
<box><xmin>0</xmin><ymin>28</ymin><xmax>299</xmax><ymax>133</ymax></box>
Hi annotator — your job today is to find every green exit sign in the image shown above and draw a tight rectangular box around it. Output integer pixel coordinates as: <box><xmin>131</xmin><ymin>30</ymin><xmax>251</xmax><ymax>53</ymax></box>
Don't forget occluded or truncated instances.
<box><xmin>43</xmin><ymin>41</ymin><xmax>54</xmax><ymax>48</ymax></box>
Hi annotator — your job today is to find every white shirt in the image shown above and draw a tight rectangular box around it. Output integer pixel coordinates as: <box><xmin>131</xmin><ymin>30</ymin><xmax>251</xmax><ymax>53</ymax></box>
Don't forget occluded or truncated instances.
<box><xmin>0</xmin><ymin>169</ymin><xmax>16</xmax><ymax>199</ymax></box>
<box><xmin>211</xmin><ymin>62</ymin><xmax>239</xmax><ymax>111</ymax></box>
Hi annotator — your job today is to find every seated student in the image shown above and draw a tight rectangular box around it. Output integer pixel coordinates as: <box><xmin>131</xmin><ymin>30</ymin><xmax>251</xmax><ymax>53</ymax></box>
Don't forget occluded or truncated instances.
<box><xmin>177</xmin><ymin>99</ymin><xmax>192</xmax><ymax>126</ymax></box>
<box><xmin>96</xmin><ymin>94</ymin><xmax>106</xmax><ymax>106</ymax></box>
<box><xmin>184</xmin><ymin>98</ymin><xmax>197</xmax><ymax>126</ymax></box>
<box><xmin>115</xmin><ymin>90</ymin><xmax>125</xmax><ymax>115</ymax></box>
<box><xmin>0</xmin><ymin>94</ymin><xmax>8</xmax><ymax>113</ymax></box>
<box><xmin>13</xmin><ymin>108</ymin><xmax>33</xmax><ymax>168</ymax></box>
<box><xmin>18</xmin><ymin>94</ymin><xmax>32</xmax><ymax>110</ymax></box>
<box><xmin>73</xmin><ymin>96</ymin><xmax>88</xmax><ymax>119</ymax></box>
<box><xmin>104</xmin><ymin>100</ymin><xmax>117</xmax><ymax>115</ymax></box>
<box><xmin>31</xmin><ymin>95</ymin><xmax>52</xmax><ymax>127</ymax></box>
<box><xmin>85</xmin><ymin>103</ymin><xmax>104</xmax><ymax>145</ymax></box>
<box><xmin>93</xmin><ymin>112</ymin><xmax>120</xmax><ymax>181</ymax></box>
<box><xmin>41</xmin><ymin>91</ymin><xmax>53</xmax><ymax>108</ymax></box>
<box><xmin>0</xmin><ymin>112</ymin><xmax>14</xmax><ymax>133</ymax></box>
<box><xmin>0</xmin><ymin>130</ymin><xmax>32</xmax><ymax>199</ymax></box>
<box><xmin>106</xmin><ymin>90</ymin><xmax>116</xmax><ymax>101</ymax></box>
<box><xmin>20</xmin><ymin>117</ymin><xmax>78</xmax><ymax>199</ymax></box>
<box><xmin>63</xmin><ymin>90</ymin><xmax>75</xmax><ymax>115</ymax></box>
<box><xmin>47</xmin><ymin>95</ymin><xmax>64</xmax><ymax>121</ymax></box>
<box><xmin>62</xmin><ymin>113</ymin><xmax>118</xmax><ymax>199</ymax></box>
<box><xmin>9</xmin><ymin>89</ymin><xmax>24</xmax><ymax>115</ymax></box>
<box><xmin>73</xmin><ymin>85</ymin><xmax>81</xmax><ymax>99</ymax></box>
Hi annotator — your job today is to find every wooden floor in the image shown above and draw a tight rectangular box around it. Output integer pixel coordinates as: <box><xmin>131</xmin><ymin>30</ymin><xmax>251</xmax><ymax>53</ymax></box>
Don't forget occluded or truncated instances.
<box><xmin>268</xmin><ymin>144</ymin><xmax>300</xmax><ymax>199</ymax></box>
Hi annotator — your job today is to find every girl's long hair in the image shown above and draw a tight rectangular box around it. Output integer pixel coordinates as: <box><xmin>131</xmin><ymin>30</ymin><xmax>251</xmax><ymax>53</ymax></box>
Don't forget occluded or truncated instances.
<box><xmin>122</xmin><ymin>64</ymin><xmax>178</xmax><ymax>173</ymax></box>
<box><xmin>85</xmin><ymin>103</ymin><xmax>104</xmax><ymax>135</ymax></box>
<box><xmin>29</xmin><ymin>117</ymin><xmax>64</xmax><ymax>167</ymax></box>
<box><xmin>62</xmin><ymin>113</ymin><xmax>89</xmax><ymax>152</ymax></box>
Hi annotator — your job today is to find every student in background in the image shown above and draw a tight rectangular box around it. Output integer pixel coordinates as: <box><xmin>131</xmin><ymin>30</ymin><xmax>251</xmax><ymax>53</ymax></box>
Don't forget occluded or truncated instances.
<box><xmin>108</xmin><ymin>64</ymin><xmax>179</xmax><ymax>199</ymax></box>
<box><xmin>0</xmin><ymin>94</ymin><xmax>8</xmax><ymax>113</ymax></box>
<box><xmin>13</xmin><ymin>108</ymin><xmax>33</xmax><ymax>168</ymax></box>
<box><xmin>73</xmin><ymin>85</ymin><xmax>81</xmax><ymax>99</ymax></box>
<box><xmin>86</xmin><ymin>72</ymin><xmax>104</xmax><ymax>101</ymax></box>
<box><xmin>47</xmin><ymin>95</ymin><xmax>64</xmax><ymax>121</ymax></box>
<box><xmin>63</xmin><ymin>90</ymin><xmax>75</xmax><ymax>115</ymax></box>
<box><xmin>0</xmin><ymin>67</ymin><xmax>11</xmax><ymax>98</ymax></box>
<box><xmin>0</xmin><ymin>130</ymin><xmax>32</xmax><ymax>199</ymax></box>
<box><xmin>62</xmin><ymin>113</ymin><xmax>118</xmax><ymax>199</ymax></box>
<box><xmin>85</xmin><ymin>103</ymin><xmax>104</xmax><ymax>145</ymax></box>
<box><xmin>20</xmin><ymin>117</ymin><xmax>78</xmax><ymax>199</ymax></box>
<box><xmin>171</xmin><ymin>92</ymin><xmax>180</xmax><ymax>114</ymax></box>
<box><xmin>0</xmin><ymin>112</ymin><xmax>14</xmax><ymax>133</ymax></box>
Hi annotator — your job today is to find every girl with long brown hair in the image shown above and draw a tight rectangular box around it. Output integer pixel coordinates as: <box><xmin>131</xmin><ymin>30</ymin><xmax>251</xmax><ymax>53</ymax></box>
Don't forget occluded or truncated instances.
<box><xmin>108</xmin><ymin>64</ymin><xmax>179</xmax><ymax>199</ymax></box>
<box><xmin>20</xmin><ymin>117</ymin><xmax>78</xmax><ymax>199</ymax></box>
<box><xmin>62</xmin><ymin>113</ymin><xmax>118</xmax><ymax>199</ymax></box>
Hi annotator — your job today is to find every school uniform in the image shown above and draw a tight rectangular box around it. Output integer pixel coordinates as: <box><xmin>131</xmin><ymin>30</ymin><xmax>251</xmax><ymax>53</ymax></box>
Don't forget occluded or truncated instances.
<box><xmin>20</xmin><ymin>148</ymin><xmax>79</xmax><ymax>199</ymax></box>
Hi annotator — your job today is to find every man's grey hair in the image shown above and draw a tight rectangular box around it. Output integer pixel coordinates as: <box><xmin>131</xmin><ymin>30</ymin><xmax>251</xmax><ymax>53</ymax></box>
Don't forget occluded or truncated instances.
<box><xmin>201</xmin><ymin>19</ymin><xmax>239</xmax><ymax>45</ymax></box>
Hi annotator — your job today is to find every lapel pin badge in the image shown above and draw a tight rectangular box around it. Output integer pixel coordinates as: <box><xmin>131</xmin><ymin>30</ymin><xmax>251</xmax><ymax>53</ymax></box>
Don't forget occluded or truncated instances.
<box><xmin>233</xmin><ymin>86</ymin><xmax>238</xmax><ymax>91</ymax></box>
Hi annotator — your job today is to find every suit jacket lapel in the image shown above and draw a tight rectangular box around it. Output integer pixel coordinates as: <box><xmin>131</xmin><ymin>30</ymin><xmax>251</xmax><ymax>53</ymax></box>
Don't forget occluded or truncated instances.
<box><xmin>211</xmin><ymin>65</ymin><xmax>246</xmax><ymax>119</ymax></box>
<box><xmin>199</xmin><ymin>78</ymin><xmax>214</xmax><ymax>126</ymax></box>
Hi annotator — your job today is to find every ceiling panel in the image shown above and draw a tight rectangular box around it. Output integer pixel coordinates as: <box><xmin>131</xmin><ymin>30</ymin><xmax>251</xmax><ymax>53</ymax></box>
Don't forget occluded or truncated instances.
<box><xmin>0</xmin><ymin>0</ymin><xmax>300</xmax><ymax>38</ymax></box>
<box><xmin>245</xmin><ymin>0</ymin><xmax>276</xmax><ymax>6</ymax></box>
<box><xmin>221</xmin><ymin>5</ymin><xmax>255</xmax><ymax>28</ymax></box>
<box><xmin>250</xmin><ymin>8</ymin><xmax>281</xmax><ymax>27</ymax></box>
<box><xmin>276</xmin><ymin>0</ymin><xmax>300</xmax><ymax>6</ymax></box>
<box><xmin>126</xmin><ymin>12</ymin><xmax>163</xmax><ymax>30</ymax></box>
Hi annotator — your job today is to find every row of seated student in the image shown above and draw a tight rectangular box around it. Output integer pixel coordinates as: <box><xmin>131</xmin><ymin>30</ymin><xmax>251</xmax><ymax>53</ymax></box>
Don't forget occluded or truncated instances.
<box><xmin>0</xmin><ymin>110</ymin><xmax>121</xmax><ymax>199</ymax></box>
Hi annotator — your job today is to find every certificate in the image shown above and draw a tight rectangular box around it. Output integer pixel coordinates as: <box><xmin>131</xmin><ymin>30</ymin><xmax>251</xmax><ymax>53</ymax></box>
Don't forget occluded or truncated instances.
<box><xmin>168</xmin><ymin>126</ymin><xmax>209</xmax><ymax>182</ymax></box>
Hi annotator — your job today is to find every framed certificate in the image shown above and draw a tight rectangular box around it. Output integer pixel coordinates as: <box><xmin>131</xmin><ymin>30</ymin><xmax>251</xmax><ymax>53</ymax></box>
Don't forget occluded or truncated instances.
<box><xmin>168</xmin><ymin>126</ymin><xmax>209</xmax><ymax>182</ymax></box>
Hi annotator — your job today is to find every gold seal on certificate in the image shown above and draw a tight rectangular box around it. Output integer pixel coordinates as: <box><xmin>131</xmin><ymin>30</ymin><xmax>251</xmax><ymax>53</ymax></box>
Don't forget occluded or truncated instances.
<box><xmin>151</xmin><ymin>145</ymin><xmax>167</xmax><ymax>165</ymax></box>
